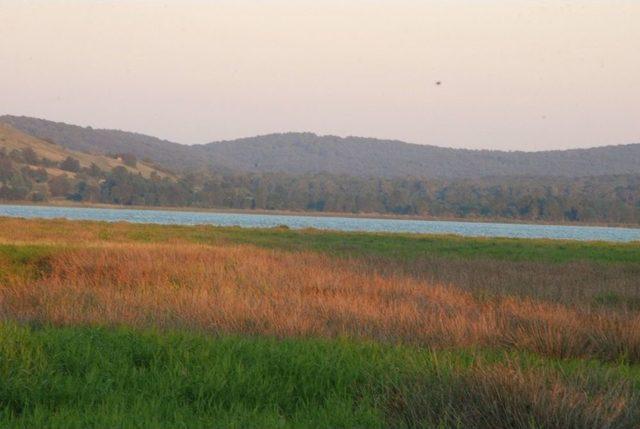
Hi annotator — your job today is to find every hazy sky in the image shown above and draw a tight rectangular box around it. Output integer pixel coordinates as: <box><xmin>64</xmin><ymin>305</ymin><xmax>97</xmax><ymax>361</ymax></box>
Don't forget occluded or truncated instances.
<box><xmin>1</xmin><ymin>0</ymin><xmax>638</xmax><ymax>150</ymax></box>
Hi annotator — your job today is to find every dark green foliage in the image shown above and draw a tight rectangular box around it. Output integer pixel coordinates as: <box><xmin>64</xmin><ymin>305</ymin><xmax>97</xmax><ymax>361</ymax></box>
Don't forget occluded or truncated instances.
<box><xmin>0</xmin><ymin>169</ymin><xmax>31</xmax><ymax>201</ymax></box>
<box><xmin>22</xmin><ymin>166</ymin><xmax>48</xmax><ymax>183</ymax></box>
<box><xmin>85</xmin><ymin>163</ymin><xmax>105</xmax><ymax>178</ymax></box>
<box><xmin>95</xmin><ymin>170</ymin><xmax>640</xmax><ymax>224</ymax></box>
<box><xmin>69</xmin><ymin>180</ymin><xmax>99</xmax><ymax>202</ymax></box>
<box><xmin>59</xmin><ymin>156</ymin><xmax>81</xmax><ymax>172</ymax></box>
<box><xmin>192</xmin><ymin>173</ymin><xmax>640</xmax><ymax>223</ymax></box>
<box><xmin>30</xmin><ymin>191</ymin><xmax>47</xmax><ymax>202</ymax></box>
<box><xmin>120</xmin><ymin>152</ymin><xmax>137</xmax><ymax>167</ymax></box>
<box><xmin>99</xmin><ymin>166</ymin><xmax>192</xmax><ymax>206</ymax></box>
<box><xmin>47</xmin><ymin>174</ymin><xmax>72</xmax><ymax>197</ymax></box>
<box><xmin>20</xmin><ymin>147</ymin><xmax>39</xmax><ymax>164</ymax></box>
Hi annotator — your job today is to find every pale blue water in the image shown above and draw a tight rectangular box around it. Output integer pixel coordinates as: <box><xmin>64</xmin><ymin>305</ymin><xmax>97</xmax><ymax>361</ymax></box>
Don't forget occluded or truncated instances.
<box><xmin>1</xmin><ymin>204</ymin><xmax>639</xmax><ymax>242</ymax></box>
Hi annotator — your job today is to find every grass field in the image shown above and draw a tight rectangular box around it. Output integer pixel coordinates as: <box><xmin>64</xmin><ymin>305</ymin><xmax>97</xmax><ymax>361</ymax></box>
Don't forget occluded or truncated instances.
<box><xmin>1</xmin><ymin>217</ymin><xmax>640</xmax><ymax>428</ymax></box>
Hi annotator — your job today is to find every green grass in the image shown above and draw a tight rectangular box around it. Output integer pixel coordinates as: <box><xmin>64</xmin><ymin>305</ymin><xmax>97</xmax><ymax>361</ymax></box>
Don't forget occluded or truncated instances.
<box><xmin>4</xmin><ymin>217</ymin><xmax>640</xmax><ymax>264</ymax></box>
<box><xmin>1</xmin><ymin>324</ymin><xmax>639</xmax><ymax>429</ymax></box>
<box><xmin>0</xmin><ymin>244</ymin><xmax>56</xmax><ymax>281</ymax></box>
<box><xmin>116</xmin><ymin>222</ymin><xmax>640</xmax><ymax>264</ymax></box>
<box><xmin>222</xmin><ymin>228</ymin><xmax>640</xmax><ymax>264</ymax></box>
<box><xmin>593</xmin><ymin>292</ymin><xmax>640</xmax><ymax>311</ymax></box>
<box><xmin>0</xmin><ymin>324</ymin><xmax>416</xmax><ymax>428</ymax></box>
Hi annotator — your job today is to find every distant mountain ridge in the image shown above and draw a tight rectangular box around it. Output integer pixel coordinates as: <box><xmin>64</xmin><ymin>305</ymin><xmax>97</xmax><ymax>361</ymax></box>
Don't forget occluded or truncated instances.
<box><xmin>2</xmin><ymin>115</ymin><xmax>639</xmax><ymax>178</ymax></box>
<box><xmin>197</xmin><ymin>133</ymin><xmax>640</xmax><ymax>178</ymax></box>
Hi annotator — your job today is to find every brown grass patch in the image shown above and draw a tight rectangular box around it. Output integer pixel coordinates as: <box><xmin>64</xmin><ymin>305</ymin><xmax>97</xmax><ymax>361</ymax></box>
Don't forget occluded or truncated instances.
<box><xmin>2</xmin><ymin>242</ymin><xmax>639</xmax><ymax>362</ymax></box>
<box><xmin>2</xmin><ymin>217</ymin><xmax>639</xmax><ymax>311</ymax></box>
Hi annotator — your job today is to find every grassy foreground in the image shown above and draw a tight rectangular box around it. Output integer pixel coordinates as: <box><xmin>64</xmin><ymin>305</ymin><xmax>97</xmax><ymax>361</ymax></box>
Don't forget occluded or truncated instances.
<box><xmin>1</xmin><ymin>217</ymin><xmax>640</xmax><ymax>428</ymax></box>
<box><xmin>2</xmin><ymin>324</ymin><xmax>639</xmax><ymax>429</ymax></box>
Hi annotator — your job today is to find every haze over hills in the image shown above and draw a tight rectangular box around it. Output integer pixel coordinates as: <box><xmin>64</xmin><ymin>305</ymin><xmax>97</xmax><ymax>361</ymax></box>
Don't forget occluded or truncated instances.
<box><xmin>2</xmin><ymin>115</ymin><xmax>639</xmax><ymax>179</ymax></box>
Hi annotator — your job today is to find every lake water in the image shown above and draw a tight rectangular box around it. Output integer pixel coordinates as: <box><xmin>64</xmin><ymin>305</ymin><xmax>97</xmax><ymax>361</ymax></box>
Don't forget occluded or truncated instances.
<box><xmin>1</xmin><ymin>204</ymin><xmax>639</xmax><ymax>242</ymax></box>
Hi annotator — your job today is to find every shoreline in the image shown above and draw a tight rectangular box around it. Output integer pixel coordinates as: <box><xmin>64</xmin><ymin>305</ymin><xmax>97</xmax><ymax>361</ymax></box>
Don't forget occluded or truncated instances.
<box><xmin>1</xmin><ymin>199</ymin><xmax>639</xmax><ymax>230</ymax></box>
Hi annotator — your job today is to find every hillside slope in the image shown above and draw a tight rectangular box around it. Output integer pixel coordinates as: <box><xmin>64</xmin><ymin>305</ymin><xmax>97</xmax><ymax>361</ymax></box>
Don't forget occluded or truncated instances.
<box><xmin>0</xmin><ymin>123</ymin><xmax>172</xmax><ymax>179</ymax></box>
<box><xmin>0</xmin><ymin>115</ymin><xmax>198</xmax><ymax>171</ymax></box>
<box><xmin>3</xmin><ymin>115</ymin><xmax>639</xmax><ymax>178</ymax></box>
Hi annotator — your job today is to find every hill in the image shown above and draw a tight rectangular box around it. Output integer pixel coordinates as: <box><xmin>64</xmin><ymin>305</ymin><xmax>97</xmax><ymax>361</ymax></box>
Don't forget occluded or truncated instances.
<box><xmin>0</xmin><ymin>123</ymin><xmax>172</xmax><ymax>179</ymax></box>
<box><xmin>0</xmin><ymin>123</ymin><xmax>179</xmax><ymax>203</ymax></box>
<box><xmin>0</xmin><ymin>115</ymin><xmax>198</xmax><ymax>172</ymax></box>
<box><xmin>198</xmin><ymin>133</ymin><xmax>640</xmax><ymax>178</ymax></box>
<box><xmin>2</xmin><ymin>115</ymin><xmax>639</xmax><ymax>178</ymax></box>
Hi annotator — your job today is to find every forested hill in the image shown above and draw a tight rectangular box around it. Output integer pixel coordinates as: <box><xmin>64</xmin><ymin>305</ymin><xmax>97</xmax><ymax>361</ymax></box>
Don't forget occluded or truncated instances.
<box><xmin>199</xmin><ymin>133</ymin><xmax>640</xmax><ymax>178</ymax></box>
<box><xmin>2</xmin><ymin>115</ymin><xmax>639</xmax><ymax>179</ymax></box>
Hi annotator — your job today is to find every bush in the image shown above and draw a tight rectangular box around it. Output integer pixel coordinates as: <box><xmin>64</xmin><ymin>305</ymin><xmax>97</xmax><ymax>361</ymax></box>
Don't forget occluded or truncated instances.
<box><xmin>59</xmin><ymin>156</ymin><xmax>81</xmax><ymax>173</ymax></box>
<box><xmin>120</xmin><ymin>153</ymin><xmax>137</xmax><ymax>168</ymax></box>
<box><xmin>48</xmin><ymin>175</ymin><xmax>72</xmax><ymax>197</ymax></box>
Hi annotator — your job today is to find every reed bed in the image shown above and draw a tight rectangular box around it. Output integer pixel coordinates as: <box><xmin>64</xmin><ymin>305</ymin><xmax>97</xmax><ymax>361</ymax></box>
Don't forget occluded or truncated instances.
<box><xmin>2</xmin><ymin>242</ymin><xmax>639</xmax><ymax>363</ymax></box>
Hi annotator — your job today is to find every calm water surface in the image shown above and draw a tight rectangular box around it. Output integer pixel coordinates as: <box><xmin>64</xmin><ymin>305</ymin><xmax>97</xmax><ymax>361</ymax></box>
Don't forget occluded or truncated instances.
<box><xmin>1</xmin><ymin>204</ymin><xmax>639</xmax><ymax>242</ymax></box>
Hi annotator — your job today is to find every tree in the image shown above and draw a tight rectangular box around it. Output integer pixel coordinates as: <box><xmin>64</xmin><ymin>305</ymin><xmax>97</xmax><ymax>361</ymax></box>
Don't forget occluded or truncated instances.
<box><xmin>68</xmin><ymin>180</ymin><xmax>100</xmax><ymax>202</ymax></box>
<box><xmin>24</xmin><ymin>167</ymin><xmax>48</xmax><ymax>183</ymax></box>
<box><xmin>21</xmin><ymin>147</ymin><xmax>40</xmax><ymax>165</ymax></box>
<box><xmin>120</xmin><ymin>153</ymin><xmax>137</xmax><ymax>168</ymax></box>
<box><xmin>59</xmin><ymin>156</ymin><xmax>81</xmax><ymax>172</ymax></box>
<box><xmin>0</xmin><ymin>157</ymin><xmax>14</xmax><ymax>181</ymax></box>
<box><xmin>48</xmin><ymin>175</ymin><xmax>72</xmax><ymax>197</ymax></box>
<box><xmin>0</xmin><ymin>172</ymin><xmax>32</xmax><ymax>200</ymax></box>
<box><xmin>86</xmin><ymin>163</ymin><xmax>104</xmax><ymax>178</ymax></box>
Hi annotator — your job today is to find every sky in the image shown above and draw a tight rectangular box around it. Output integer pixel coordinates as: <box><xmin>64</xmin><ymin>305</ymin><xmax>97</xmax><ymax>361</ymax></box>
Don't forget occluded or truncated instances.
<box><xmin>0</xmin><ymin>0</ymin><xmax>638</xmax><ymax>150</ymax></box>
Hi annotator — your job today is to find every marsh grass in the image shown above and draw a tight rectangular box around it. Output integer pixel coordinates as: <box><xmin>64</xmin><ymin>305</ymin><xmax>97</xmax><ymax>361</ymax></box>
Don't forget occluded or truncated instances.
<box><xmin>2</xmin><ymin>242</ymin><xmax>640</xmax><ymax>364</ymax></box>
<box><xmin>2</xmin><ymin>217</ymin><xmax>640</xmax><ymax>309</ymax></box>
<box><xmin>1</xmin><ymin>217</ymin><xmax>640</xmax><ymax>427</ymax></box>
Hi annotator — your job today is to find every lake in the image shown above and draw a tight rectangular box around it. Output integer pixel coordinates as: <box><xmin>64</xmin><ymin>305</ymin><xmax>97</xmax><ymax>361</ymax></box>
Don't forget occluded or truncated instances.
<box><xmin>1</xmin><ymin>204</ymin><xmax>639</xmax><ymax>242</ymax></box>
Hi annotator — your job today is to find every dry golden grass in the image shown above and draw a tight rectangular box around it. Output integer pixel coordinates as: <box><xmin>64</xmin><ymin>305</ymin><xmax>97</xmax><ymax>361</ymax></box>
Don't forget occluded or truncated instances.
<box><xmin>3</xmin><ymin>216</ymin><xmax>640</xmax><ymax>309</ymax></box>
<box><xmin>2</xmin><ymin>241</ymin><xmax>639</xmax><ymax>363</ymax></box>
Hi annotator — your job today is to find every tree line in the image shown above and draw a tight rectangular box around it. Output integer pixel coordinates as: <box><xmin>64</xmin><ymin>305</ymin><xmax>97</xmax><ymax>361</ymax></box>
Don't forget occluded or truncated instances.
<box><xmin>2</xmin><ymin>147</ymin><xmax>640</xmax><ymax>224</ymax></box>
